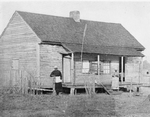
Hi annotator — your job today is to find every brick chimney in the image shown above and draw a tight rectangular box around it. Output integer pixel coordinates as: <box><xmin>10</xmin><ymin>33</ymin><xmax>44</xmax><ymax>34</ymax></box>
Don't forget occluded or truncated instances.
<box><xmin>69</xmin><ymin>11</ymin><xmax>80</xmax><ymax>22</ymax></box>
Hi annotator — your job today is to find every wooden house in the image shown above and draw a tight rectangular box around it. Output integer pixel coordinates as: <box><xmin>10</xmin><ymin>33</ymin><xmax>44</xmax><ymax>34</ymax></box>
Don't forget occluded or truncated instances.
<box><xmin>0</xmin><ymin>11</ymin><xmax>145</xmax><ymax>93</ymax></box>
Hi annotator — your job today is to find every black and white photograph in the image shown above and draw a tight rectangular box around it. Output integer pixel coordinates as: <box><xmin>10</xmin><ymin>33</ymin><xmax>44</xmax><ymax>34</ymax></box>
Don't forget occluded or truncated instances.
<box><xmin>0</xmin><ymin>0</ymin><xmax>150</xmax><ymax>117</ymax></box>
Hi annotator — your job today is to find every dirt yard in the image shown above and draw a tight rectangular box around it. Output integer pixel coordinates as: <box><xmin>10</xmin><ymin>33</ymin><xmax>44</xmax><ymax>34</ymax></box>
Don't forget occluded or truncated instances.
<box><xmin>0</xmin><ymin>92</ymin><xmax>150</xmax><ymax>117</ymax></box>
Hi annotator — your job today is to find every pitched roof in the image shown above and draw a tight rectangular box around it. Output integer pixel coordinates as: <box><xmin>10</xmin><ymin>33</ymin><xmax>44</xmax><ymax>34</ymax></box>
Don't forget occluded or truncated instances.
<box><xmin>17</xmin><ymin>11</ymin><xmax>145</xmax><ymax>52</ymax></box>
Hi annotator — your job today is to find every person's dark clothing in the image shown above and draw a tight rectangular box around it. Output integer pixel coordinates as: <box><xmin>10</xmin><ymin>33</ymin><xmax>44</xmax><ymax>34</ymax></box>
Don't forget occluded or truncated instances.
<box><xmin>50</xmin><ymin>69</ymin><xmax>62</xmax><ymax>95</ymax></box>
<box><xmin>55</xmin><ymin>82</ymin><xmax>62</xmax><ymax>95</ymax></box>
<box><xmin>50</xmin><ymin>69</ymin><xmax>62</xmax><ymax>79</ymax></box>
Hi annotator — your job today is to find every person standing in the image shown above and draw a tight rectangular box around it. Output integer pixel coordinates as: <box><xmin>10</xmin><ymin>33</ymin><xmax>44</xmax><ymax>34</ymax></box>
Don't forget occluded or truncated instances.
<box><xmin>111</xmin><ymin>70</ymin><xmax>119</xmax><ymax>91</ymax></box>
<box><xmin>50</xmin><ymin>66</ymin><xmax>62</xmax><ymax>95</ymax></box>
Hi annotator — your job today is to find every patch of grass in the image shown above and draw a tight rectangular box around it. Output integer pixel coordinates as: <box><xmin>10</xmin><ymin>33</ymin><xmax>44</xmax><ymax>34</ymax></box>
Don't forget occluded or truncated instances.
<box><xmin>65</xmin><ymin>94</ymin><xmax>116</xmax><ymax>117</ymax></box>
<box><xmin>0</xmin><ymin>93</ymin><xmax>117</xmax><ymax>117</ymax></box>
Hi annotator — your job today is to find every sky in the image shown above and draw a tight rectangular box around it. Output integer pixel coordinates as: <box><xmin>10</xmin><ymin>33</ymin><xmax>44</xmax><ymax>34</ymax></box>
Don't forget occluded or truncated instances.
<box><xmin>0</xmin><ymin>0</ymin><xmax>150</xmax><ymax>61</ymax></box>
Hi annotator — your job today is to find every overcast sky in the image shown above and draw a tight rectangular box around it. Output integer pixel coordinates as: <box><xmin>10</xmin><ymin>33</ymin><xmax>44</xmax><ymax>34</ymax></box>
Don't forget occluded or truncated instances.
<box><xmin>0</xmin><ymin>0</ymin><xmax>150</xmax><ymax>61</ymax></box>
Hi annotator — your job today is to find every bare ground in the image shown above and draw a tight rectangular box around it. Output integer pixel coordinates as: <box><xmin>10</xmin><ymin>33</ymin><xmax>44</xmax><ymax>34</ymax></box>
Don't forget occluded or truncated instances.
<box><xmin>0</xmin><ymin>92</ymin><xmax>150</xmax><ymax>117</ymax></box>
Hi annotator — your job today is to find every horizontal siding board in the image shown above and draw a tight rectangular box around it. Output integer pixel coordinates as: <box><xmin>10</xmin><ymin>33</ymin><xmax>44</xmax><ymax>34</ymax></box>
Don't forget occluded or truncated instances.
<box><xmin>125</xmin><ymin>57</ymin><xmax>141</xmax><ymax>83</ymax></box>
<box><xmin>4</xmin><ymin>27</ymin><xmax>32</xmax><ymax>36</ymax></box>
<box><xmin>10</xmin><ymin>13</ymin><xmax>24</xmax><ymax>24</ymax></box>
<box><xmin>9</xmin><ymin>22</ymin><xmax>26</xmax><ymax>27</ymax></box>
<box><xmin>40</xmin><ymin>45</ymin><xmax>66</xmax><ymax>88</ymax></box>
<box><xmin>0</xmin><ymin>12</ymin><xmax>40</xmax><ymax>88</ymax></box>
<box><xmin>74</xmin><ymin>54</ymin><xmax>118</xmax><ymax>85</ymax></box>
<box><xmin>1</xmin><ymin>33</ymin><xmax>35</xmax><ymax>40</ymax></box>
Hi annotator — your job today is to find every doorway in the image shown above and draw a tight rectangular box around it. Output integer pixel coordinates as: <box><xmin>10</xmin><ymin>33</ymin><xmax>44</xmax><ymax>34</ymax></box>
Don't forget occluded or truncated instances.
<box><xmin>63</xmin><ymin>56</ymin><xmax>71</xmax><ymax>83</ymax></box>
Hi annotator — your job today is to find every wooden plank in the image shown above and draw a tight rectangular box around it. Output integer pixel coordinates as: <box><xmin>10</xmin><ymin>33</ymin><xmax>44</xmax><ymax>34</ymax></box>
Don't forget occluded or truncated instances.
<box><xmin>98</xmin><ymin>55</ymin><xmax>100</xmax><ymax>76</ymax></box>
<box><xmin>39</xmin><ymin>45</ymin><xmax>65</xmax><ymax>88</ymax></box>
<box><xmin>0</xmin><ymin>12</ymin><xmax>39</xmax><ymax>88</ymax></box>
<box><xmin>20</xmin><ymin>70</ymin><xmax>23</xmax><ymax>94</ymax></box>
<box><xmin>36</xmin><ymin>43</ymin><xmax>40</xmax><ymax>78</ymax></box>
<box><xmin>10</xmin><ymin>12</ymin><xmax>24</xmax><ymax>24</ymax></box>
<box><xmin>71</xmin><ymin>53</ymin><xmax>75</xmax><ymax>85</ymax></box>
<box><xmin>121</xmin><ymin>56</ymin><xmax>124</xmax><ymax>83</ymax></box>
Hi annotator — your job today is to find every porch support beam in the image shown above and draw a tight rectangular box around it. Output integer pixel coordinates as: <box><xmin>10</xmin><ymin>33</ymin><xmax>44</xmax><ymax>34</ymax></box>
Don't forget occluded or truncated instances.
<box><xmin>71</xmin><ymin>53</ymin><xmax>75</xmax><ymax>85</ymax></box>
<box><xmin>121</xmin><ymin>56</ymin><xmax>124</xmax><ymax>83</ymax></box>
<box><xmin>94</xmin><ymin>54</ymin><xmax>100</xmax><ymax>93</ymax></box>
<box><xmin>70</xmin><ymin>53</ymin><xmax>75</xmax><ymax>95</ymax></box>
<box><xmin>97</xmin><ymin>55</ymin><xmax>100</xmax><ymax>76</ymax></box>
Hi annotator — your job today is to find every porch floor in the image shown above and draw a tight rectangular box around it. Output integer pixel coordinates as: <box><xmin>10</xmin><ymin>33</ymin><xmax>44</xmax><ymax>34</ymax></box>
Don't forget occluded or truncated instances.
<box><xmin>63</xmin><ymin>82</ymin><xmax>145</xmax><ymax>90</ymax></box>
<box><xmin>62</xmin><ymin>82</ymin><xmax>111</xmax><ymax>89</ymax></box>
<box><xmin>119</xmin><ymin>82</ymin><xmax>144</xmax><ymax>87</ymax></box>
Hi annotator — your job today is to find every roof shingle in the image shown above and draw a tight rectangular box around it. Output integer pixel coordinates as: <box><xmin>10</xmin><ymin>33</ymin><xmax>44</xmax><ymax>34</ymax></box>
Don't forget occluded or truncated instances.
<box><xmin>17</xmin><ymin>11</ymin><xmax>145</xmax><ymax>51</ymax></box>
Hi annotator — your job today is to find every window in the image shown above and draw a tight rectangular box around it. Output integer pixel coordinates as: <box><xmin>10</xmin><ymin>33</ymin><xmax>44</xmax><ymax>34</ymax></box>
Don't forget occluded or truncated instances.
<box><xmin>90</xmin><ymin>61</ymin><xmax>98</xmax><ymax>74</ymax></box>
<box><xmin>102</xmin><ymin>61</ymin><xmax>111</xmax><ymax>74</ymax></box>
<box><xmin>82</xmin><ymin>61</ymin><xmax>90</xmax><ymax>73</ymax></box>
<box><xmin>82</xmin><ymin>61</ymin><xmax>98</xmax><ymax>74</ymax></box>
<box><xmin>82</xmin><ymin>60</ymin><xmax>111</xmax><ymax>75</ymax></box>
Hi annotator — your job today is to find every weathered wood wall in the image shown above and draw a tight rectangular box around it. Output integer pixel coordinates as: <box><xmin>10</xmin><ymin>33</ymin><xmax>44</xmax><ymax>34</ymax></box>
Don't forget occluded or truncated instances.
<box><xmin>74</xmin><ymin>53</ymin><xmax>119</xmax><ymax>85</ymax></box>
<box><xmin>0</xmin><ymin>11</ymin><xmax>142</xmax><ymax>90</ymax></box>
<box><xmin>74</xmin><ymin>53</ymin><xmax>142</xmax><ymax>85</ymax></box>
<box><xmin>0</xmin><ymin>12</ymin><xmax>40</xmax><ymax>88</ymax></box>
<box><xmin>125</xmin><ymin>57</ymin><xmax>141</xmax><ymax>83</ymax></box>
<box><xmin>40</xmin><ymin>44</ymin><xmax>66</xmax><ymax>88</ymax></box>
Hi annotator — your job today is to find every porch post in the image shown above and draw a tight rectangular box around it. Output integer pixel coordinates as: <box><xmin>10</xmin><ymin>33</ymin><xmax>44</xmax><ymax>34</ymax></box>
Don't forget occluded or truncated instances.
<box><xmin>97</xmin><ymin>55</ymin><xmax>100</xmax><ymax>76</ymax></box>
<box><xmin>94</xmin><ymin>54</ymin><xmax>100</xmax><ymax>93</ymax></box>
<box><xmin>121</xmin><ymin>56</ymin><xmax>124</xmax><ymax>83</ymax></box>
<box><xmin>70</xmin><ymin>53</ymin><xmax>75</xmax><ymax>95</ymax></box>
<box><xmin>71</xmin><ymin>53</ymin><xmax>75</xmax><ymax>85</ymax></box>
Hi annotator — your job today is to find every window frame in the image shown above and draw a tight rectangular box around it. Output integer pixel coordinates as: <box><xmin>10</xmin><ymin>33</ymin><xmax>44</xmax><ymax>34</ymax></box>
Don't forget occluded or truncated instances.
<box><xmin>81</xmin><ymin>60</ymin><xmax>111</xmax><ymax>75</ymax></box>
<box><xmin>101</xmin><ymin>60</ymin><xmax>111</xmax><ymax>75</ymax></box>
<box><xmin>82</xmin><ymin>60</ymin><xmax>90</xmax><ymax>74</ymax></box>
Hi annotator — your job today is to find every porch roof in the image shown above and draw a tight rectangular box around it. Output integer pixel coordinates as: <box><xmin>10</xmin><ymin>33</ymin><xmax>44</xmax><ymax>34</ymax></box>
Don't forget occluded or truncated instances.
<box><xmin>62</xmin><ymin>43</ymin><xmax>144</xmax><ymax>57</ymax></box>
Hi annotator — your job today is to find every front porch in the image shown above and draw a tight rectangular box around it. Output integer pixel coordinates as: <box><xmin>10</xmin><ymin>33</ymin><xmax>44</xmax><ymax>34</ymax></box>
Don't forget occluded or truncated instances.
<box><xmin>62</xmin><ymin>81</ymin><xmax>145</xmax><ymax>95</ymax></box>
<box><xmin>62</xmin><ymin>51</ymin><xmax>143</xmax><ymax>95</ymax></box>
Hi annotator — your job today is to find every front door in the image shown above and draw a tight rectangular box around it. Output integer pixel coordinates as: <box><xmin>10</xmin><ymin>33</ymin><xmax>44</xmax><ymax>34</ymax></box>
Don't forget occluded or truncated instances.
<box><xmin>63</xmin><ymin>56</ymin><xmax>71</xmax><ymax>83</ymax></box>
